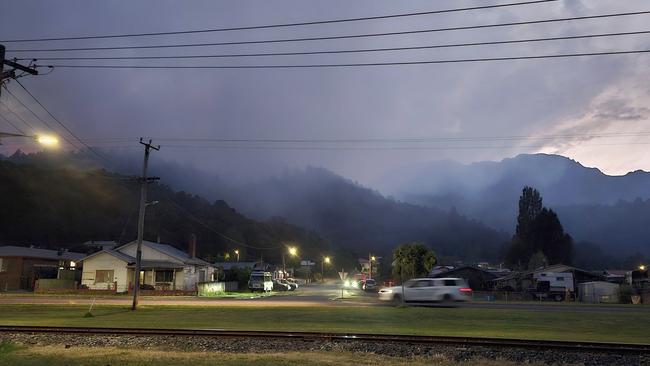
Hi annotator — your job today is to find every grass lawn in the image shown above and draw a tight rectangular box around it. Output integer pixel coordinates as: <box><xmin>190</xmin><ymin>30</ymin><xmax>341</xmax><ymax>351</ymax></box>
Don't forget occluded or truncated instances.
<box><xmin>0</xmin><ymin>304</ymin><xmax>648</xmax><ymax>344</ymax></box>
<box><xmin>0</xmin><ymin>344</ymin><xmax>554</xmax><ymax>366</ymax></box>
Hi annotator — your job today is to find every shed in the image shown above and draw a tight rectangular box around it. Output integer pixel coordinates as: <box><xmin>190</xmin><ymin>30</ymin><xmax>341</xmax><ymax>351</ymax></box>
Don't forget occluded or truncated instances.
<box><xmin>0</xmin><ymin>246</ymin><xmax>84</xmax><ymax>291</ymax></box>
<box><xmin>578</xmin><ymin>281</ymin><xmax>620</xmax><ymax>303</ymax></box>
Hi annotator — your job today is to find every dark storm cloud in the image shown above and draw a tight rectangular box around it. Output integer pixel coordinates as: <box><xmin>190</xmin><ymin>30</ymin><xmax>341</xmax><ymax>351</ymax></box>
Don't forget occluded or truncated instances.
<box><xmin>1</xmin><ymin>0</ymin><xmax>649</xmax><ymax>184</ymax></box>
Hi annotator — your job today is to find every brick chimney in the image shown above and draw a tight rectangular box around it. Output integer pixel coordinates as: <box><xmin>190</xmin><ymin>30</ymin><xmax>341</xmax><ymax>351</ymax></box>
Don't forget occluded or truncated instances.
<box><xmin>188</xmin><ymin>234</ymin><xmax>197</xmax><ymax>258</ymax></box>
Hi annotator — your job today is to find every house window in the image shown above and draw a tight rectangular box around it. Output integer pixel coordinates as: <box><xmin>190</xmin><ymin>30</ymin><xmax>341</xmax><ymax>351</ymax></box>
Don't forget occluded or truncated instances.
<box><xmin>95</xmin><ymin>270</ymin><xmax>114</xmax><ymax>284</ymax></box>
<box><xmin>0</xmin><ymin>258</ymin><xmax>17</xmax><ymax>272</ymax></box>
<box><xmin>155</xmin><ymin>270</ymin><xmax>174</xmax><ymax>283</ymax></box>
<box><xmin>198</xmin><ymin>269</ymin><xmax>206</xmax><ymax>283</ymax></box>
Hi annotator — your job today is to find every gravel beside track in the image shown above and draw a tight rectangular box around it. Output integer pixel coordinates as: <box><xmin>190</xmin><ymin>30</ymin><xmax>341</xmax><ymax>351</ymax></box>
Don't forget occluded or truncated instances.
<box><xmin>1</xmin><ymin>329</ymin><xmax>648</xmax><ymax>366</ymax></box>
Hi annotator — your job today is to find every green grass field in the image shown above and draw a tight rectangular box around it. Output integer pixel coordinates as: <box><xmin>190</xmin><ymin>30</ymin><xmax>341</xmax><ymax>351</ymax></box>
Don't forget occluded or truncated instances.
<box><xmin>0</xmin><ymin>304</ymin><xmax>648</xmax><ymax>344</ymax></box>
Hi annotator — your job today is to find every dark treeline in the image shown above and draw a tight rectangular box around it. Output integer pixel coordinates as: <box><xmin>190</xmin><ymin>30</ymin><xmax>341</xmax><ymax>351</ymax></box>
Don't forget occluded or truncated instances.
<box><xmin>3</xmin><ymin>151</ymin><xmax>511</xmax><ymax>264</ymax></box>
<box><xmin>221</xmin><ymin>167</ymin><xmax>509</xmax><ymax>263</ymax></box>
<box><xmin>0</xmin><ymin>158</ymin><xmax>357</xmax><ymax>270</ymax></box>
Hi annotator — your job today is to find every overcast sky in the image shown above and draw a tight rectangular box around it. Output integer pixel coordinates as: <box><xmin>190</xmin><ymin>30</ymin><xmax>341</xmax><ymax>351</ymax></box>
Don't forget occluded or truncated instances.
<box><xmin>1</xmin><ymin>0</ymin><xmax>649</xmax><ymax>187</ymax></box>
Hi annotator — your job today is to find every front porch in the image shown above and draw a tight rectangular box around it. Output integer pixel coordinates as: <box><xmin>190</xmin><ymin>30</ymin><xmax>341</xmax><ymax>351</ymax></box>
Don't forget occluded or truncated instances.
<box><xmin>127</xmin><ymin>262</ymin><xmax>185</xmax><ymax>291</ymax></box>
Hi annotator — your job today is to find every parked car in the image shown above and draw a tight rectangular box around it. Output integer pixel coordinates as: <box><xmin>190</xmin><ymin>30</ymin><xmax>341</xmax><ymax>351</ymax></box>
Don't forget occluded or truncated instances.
<box><xmin>248</xmin><ymin>271</ymin><xmax>273</xmax><ymax>292</ymax></box>
<box><xmin>378</xmin><ymin>278</ymin><xmax>472</xmax><ymax>303</ymax></box>
<box><xmin>286</xmin><ymin>278</ymin><xmax>299</xmax><ymax>290</ymax></box>
<box><xmin>278</xmin><ymin>279</ymin><xmax>297</xmax><ymax>291</ymax></box>
<box><xmin>362</xmin><ymin>279</ymin><xmax>378</xmax><ymax>292</ymax></box>
<box><xmin>273</xmin><ymin>279</ymin><xmax>291</xmax><ymax>291</ymax></box>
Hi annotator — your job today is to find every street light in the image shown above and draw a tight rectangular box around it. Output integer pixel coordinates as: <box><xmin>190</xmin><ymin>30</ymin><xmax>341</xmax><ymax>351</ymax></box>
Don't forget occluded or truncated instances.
<box><xmin>234</xmin><ymin>249</ymin><xmax>240</xmax><ymax>262</ymax></box>
<box><xmin>36</xmin><ymin>134</ymin><xmax>59</xmax><ymax>147</ymax></box>
<box><xmin>322</xmin><ymin>256</ymin><xmax>331</xmax><ymax>282</ymax></box>
<box><xmin>640</xmin><ymin>265</ymin><xmax>646</xmax><ymax>271</ymax></box>
<box><xmin>369</xmin><ymin>254</ymin><xmax>376</xmax><ymax>279</ymax></box>
<box><xmin>283</xmin><ymin>246</ymin><xmax>298</xmax><ymax>277</ymax></box>
<box><xmin>0</xmin><ymin>132</ymin><xmax>59</xmax><ymax>148</ymax></box>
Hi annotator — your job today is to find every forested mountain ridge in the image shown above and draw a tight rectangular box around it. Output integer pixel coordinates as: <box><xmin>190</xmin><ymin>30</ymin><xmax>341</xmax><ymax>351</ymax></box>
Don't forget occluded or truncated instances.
<box><xmin>218</xmin><ymin>167</ymin><xmax>509</xmax><ymax>262</ymax></box>
<box><xmin>0</xmin><ymin>158</ymin><xmax>357</xmax><ymax>268</ymax></box>
<box><xmin>1</xmin><ymin>151</ymin><xmax>509</xmax><ymax>263</ymax></box>
<box><xmin>380</xmin><ymin>154</ymin><xmax>650</xmax><ymax>257</ymax></box>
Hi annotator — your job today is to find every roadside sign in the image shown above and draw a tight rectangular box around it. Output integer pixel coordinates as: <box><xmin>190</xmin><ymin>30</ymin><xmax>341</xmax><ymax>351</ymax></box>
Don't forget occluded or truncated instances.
<box><xmin>338</xmin><ymin>271</ymin><xmax>348</xmax><ymax>280</ymax></box>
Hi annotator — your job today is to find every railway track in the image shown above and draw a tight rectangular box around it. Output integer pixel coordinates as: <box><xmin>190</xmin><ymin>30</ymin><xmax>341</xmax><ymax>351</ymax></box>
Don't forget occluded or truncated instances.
<box><xmin>0</xmin><ymin>325</ymin><xmax>648</xmax><ymax>354</ymax></box>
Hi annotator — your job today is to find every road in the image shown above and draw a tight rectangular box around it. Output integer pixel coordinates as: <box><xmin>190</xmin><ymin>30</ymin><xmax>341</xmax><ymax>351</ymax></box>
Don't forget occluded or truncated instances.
<box><xmin>1</xmin><ymin>283</ymin><xmax>649</xmax><ymax>313</ymax></box>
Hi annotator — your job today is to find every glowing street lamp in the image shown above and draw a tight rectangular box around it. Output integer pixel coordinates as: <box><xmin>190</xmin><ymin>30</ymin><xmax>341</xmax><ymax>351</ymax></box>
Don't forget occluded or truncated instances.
<box><xmin>283</xmin><ymin>246</ymin><xmax>299</xmax><ymax>276</ymax></box>
<box><xmin>0</xmin><ymin>132</ymin><xmax>59</xmax><ymax>148</ymax></box>
<box><xmin>36</xmin><ymin>134</ymin><xmax>59</xmax><ymax>147</ymax></box>
<box><xmin>369</xmin><ymin>254</ymin><xmax>376</xmax><ymax>279</ymax></box>
<box><xmin>234</xmin><ymin>249</ymin><xmax>240</xmax><ymax>262</ymax></box>
<box><xmin>640</xmin><ymin>265</ymin><xmax>646</xmax><ymax>271</ymax></box>
<box><xmin>321</xmin><ymin>256</ymin><xmax>331</xmax><ymax>282</ymax></box>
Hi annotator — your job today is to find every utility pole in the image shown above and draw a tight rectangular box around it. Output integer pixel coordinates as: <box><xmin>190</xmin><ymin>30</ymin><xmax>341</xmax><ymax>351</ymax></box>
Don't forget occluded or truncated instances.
<box><xmin>132</xmin><ymin>138</ymin><xmax>160</xmax><ymax>310</ymax></box>
<box><xmin>282</xmin><ymin>253</ymin><xmax>286</xmax><ymax>275</ymax></box>
<box><xmin>0</xmin><ymin>44</ymin><xmax>39</xmax><ymax>96</ymax></box>
<box><xmin>368</xmin><ymin>253</ymin><xmax>372</xmax><ymax>279</ymax></box>
<box><xmin>0</xmin><ymin>45</ymin><xmax>5</xmax><ymax>93</ymax></box>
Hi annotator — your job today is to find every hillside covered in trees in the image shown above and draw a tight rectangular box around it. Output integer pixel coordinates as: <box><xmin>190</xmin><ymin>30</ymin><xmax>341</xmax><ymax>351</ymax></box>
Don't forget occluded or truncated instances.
<box><xmin>0</xmin><ymin>157</ymin><xmax>357</xmax><ymax>269</ymax></box>
<box><xmin>3</xmin><ymin>151</ymin><xmax>510</xmax><ymax>263</ymax></box>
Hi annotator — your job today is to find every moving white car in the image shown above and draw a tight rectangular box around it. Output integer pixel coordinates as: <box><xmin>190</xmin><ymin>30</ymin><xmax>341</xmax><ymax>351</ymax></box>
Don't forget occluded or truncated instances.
<box><xmin>378</xmin><ymin>278</ymin><xmax>472</xmax><ymax>303</ymax></box>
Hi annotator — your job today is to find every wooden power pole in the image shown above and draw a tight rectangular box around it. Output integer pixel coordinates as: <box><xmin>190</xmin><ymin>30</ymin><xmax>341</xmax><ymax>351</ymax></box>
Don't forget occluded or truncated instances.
<box><xmin>132</xmin><ymin>138</ymin><xmax>160</xmax><ymax>310</ymax></box>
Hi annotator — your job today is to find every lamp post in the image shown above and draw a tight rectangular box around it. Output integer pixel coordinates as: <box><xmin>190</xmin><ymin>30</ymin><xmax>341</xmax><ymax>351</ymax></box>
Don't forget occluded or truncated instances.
<box><xmin>322</xmin><ymin>256</ymin><xmax>331</xmax><ymax>282</ymax></box>
<box><xmin>368</xmin><ymin>254</ymin><xmax>376</xmax><ymax>279</ymax></box>
<box><xmin>0</xmin><ymin>132</ymin><xmax>59</xmax><ymax>147</ymax></box>
<box><xmin>640</xmin><ymin>265</ymin><xmax>646</xmax><ymax>271</ymax></box>
<box><xmin>234</xmin><ymin>249</ymin><xmax>240</xmax><ymax>262</ymax></box>
<box><xmin>283</xmin><ymin>246</ymin><xmax>298</xmax><ymax>278</ymax></box>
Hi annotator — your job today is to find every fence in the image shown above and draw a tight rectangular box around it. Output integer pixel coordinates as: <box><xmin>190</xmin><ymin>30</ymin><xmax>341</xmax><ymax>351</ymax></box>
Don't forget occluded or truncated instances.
<box><xmin>34</xmin><ymin>279</ymin><xmax>76</xmax><ymax>292</ymax></box>
<box><xmin>197</xmin><ymin>281</ymin><xmax>238</xmax><ymax>297</ymax></box>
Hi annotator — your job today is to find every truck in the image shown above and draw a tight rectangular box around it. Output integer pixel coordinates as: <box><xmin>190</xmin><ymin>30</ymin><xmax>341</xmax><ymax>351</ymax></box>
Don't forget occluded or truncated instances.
<box><xmin>529</xmin><ymin>271</ymin><xmax>574</xmax><ymax>301</ymax></box>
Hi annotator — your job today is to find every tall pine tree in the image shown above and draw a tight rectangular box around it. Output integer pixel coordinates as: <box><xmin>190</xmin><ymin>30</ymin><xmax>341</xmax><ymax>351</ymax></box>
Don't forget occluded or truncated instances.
<box><xmin>506</xmin><ymin>186</ymin><xmax>573</xmax><ymax>268</ymax></box>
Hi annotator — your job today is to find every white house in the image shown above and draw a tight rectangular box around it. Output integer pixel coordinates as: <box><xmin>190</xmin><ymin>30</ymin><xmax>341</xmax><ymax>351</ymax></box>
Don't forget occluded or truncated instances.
<box><xmin>80</xmin><ymin>240</ymin><xmax>214</xmax><ymax>292</ymax></box>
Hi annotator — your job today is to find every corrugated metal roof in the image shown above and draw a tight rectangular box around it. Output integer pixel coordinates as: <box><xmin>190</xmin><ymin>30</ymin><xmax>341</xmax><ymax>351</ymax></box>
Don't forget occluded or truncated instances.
<box><xmin>80</xmin><ymin>249</ymin><xmax>134</xmax><ymax>263</ymax></box>
<box><xmin>0</xmin><ymin>246</ymin><xmax>84</xmax><ymax>261</ymax></box>
<box><xmin>119</xmin><ymin>241</ymin><xmax>212</xmax><ymax>266</ymax></box>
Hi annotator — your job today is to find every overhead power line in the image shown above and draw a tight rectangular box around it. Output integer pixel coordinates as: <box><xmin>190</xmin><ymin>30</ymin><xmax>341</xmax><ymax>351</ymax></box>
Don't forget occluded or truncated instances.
<box><xmin>0</xmin><ymin>0</ymin><xmax>557</xmax><ymax>43</ymax></box>
<box><xmin>34</xmin><ymin>49</ymin><xmax>650</xmax><ymax>69</ymax></box>
<box><xmin>0</xmin><ymin>100</ymin><xmax>37</xmax><ymax>133</ymax></box>
<box><xmin>0</xmin><ymin>112</ymin><xmax>27</xmax><ymax>135</ymax></box>
<box><xmin>17</xmin><ymin>30</ymin><xmax>650</xmax><ymax>61</ymax></box>
<box><xmin>163</xmin><ymin>196</ymin><xmax>280</xmax><ymax>250</ymax></box>
<box><xmin>65</xmin><ymin>142</ymin><xmax>650</xmax><ymax>151</ymax></box>
<box><xmin>13</xmin><ymin>79</ymin><xmax>113</xmax><ymax>165</ymax></box>
<box><xmin>2</xmin><ymin>85</ymin><xmax>67</xmax><ymax>143</ymax></box>
<box><xmin>79</xmin><ymin>131</ymin><xmax>650</xmax><ymax>144</ymax></box>
<box><xmin>8</xmin><ymin>10</ymin><xmax>650</xmax><ymax>53</ymax></box>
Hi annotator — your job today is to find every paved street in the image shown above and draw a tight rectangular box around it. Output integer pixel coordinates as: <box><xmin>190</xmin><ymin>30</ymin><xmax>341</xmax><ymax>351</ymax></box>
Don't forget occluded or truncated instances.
<box><xmin>1</xmin><ymin>283</ymin><xmax>649</xmax><ymax>313</ymax></box>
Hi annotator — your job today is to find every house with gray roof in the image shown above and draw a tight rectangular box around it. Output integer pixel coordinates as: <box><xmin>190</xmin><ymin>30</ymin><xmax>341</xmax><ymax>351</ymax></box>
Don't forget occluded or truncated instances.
<box><xmin>80</xmin><ymin>240</ymin><xmax>215</xmax><ymax>293</ymax></box>
<box><xmin>0</xmin><ymin>245</ymin><xmax>84</xmax><ymax>291</ymax></box>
